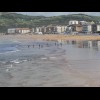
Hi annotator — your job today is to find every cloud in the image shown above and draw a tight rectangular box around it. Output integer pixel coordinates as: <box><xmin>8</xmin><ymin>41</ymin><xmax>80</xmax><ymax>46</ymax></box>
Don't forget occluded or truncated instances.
<box><xmin>16</xmin><ymin>12</ymin><xmax>100</xmax><ymax>16</ymax></box>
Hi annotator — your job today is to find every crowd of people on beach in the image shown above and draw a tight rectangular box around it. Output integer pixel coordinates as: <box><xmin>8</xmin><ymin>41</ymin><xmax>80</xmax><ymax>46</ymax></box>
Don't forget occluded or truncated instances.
<box><xmin>27</xmin><ymin>42</ymin><xmax>63</xmax><ymax>49</ymax></box>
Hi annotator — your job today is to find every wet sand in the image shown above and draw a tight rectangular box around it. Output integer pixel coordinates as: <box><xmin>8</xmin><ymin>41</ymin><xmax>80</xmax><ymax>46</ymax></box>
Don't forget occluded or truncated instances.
<box><xmin>0</xmin><ymin>36</ymin><xmax>100</xmax><ymax>87</ymax></box>
<box><xmin>0</xmin><ymin>46</ymin><xmax>91</xmax><ymax>87</ymax></box>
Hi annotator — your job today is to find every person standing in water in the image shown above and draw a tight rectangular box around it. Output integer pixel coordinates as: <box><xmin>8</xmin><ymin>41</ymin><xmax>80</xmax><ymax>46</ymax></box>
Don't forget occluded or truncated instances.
<box><xmin>46</xmin><ymin>43</ymin><xmax>49</xmax><ymax>46</ymax></box>
<box><xmin>41</xmin><ymin>45</ymin><xmax>43</xmax><ymax>48</ymax></box>
<box><xmin>28</xmin><ymin>45</ymin><xmax>30</xmax><ymax>48</ymax></box>
<box><xmin>39</xmin><ymin>44</ymin><xmax>41</xmax><ymax>49</ymax></box>
<box><xmin>55</xmin><ymin>42</ymin><xmax>57</xmax><ymax>46</ymax></box>
<box><xmin>33</xmin><ymin>44</ymin><xmax>34</xmax><ymax>48</ymax></box>
<box><xmin>60</xmin><ymin>42</ymin><xmax>62</xmax><ymax>47</ymax></box>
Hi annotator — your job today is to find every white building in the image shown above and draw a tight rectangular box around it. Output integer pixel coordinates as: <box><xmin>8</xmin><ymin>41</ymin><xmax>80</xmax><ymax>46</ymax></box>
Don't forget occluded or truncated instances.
<box><xmin>61</xmin><ymin>26</ymin><xmax>67</xmax><ymax>32</ymax></box>
<box><xmin>16</xmin><ymin>28</ymin><xmax>31</xmax><ymax>34</ymax></box>
<box><xmin>69</xmin><ymin>20</ymin><xmax>79</xmax><ymax>25</ymax></box>
<box><xmin>97</xmin><ymin>24</ymin><xmax>100</xmax><ymax>32</ymax></box>
<box><xmin>8</xmin><ymin>28</ymin><xmax>16</xmax><ymax>34</ymax></box>
<box><xmin>8</xmin><ymin>28</ymin><xmax>31</xmax><ymax>34</ymax></box>
<box><xmin>36</xmin><ymin>27</ymin><xmax>40</xmax><ymax>32</ymax></box>
<box><xmin>56</xmin><ymin>26</ymin><xmax>62</xmax><ymax>33</ymax></box>
<box><xmin>56</xmin><ymin>26</ymin><xmax>67</xmax><ymax>34</ymax></box>
<box><xmin>32</xmin><ymin>28</ymin><xmax>35</xmax><ymax>33</ymax></box>
<box><xmin>79</xmin><ymin>21</ymin><xmax>87</xmax><ymax>25</ymax></box>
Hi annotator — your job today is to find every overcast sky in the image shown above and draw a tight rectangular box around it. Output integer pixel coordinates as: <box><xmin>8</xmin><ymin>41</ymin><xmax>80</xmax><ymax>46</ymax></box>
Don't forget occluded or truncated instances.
<box><xmin>16</xmin><ymin>12</ymin><xmax>100</xmax><ymax>16</ymax></box>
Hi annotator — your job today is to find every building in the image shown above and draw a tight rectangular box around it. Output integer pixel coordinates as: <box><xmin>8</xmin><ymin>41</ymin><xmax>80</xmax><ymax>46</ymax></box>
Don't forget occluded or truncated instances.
<box><xmin>16</xmin><ymin>28</ymin><xmax>31</xmax><ymax>34</ymax></box>
<box><xmin>79</xmin><ymin>21</ymin><xmax>87</xmax><ymax>25</ymax></box>
<box><xmin>82</xmin><ymin>24</ymin><xmax>92</xmax><ymax>34</ymax></box>
<box><xmin>56</xmin><ymin>26</ymin><xmax>62</xmax><ymax>33</ymax></box>
<box><xmin>61</xmin><ymin>26</ymin><xmax>67</xmax><ymax>33</ymax></box>
<box><xmin>66</xmin><ymin>25</ymin><xmax>73</xmax><ymax>33</ymax></box>
<box><xmin>76</xmin><ymin>24</ymin><xmax>83</xmax><ymax>32</ymax></box>
<box><xmin>56</xmin><ymin>26</ymin><xmax>67</xmax><ymax>34</ymax></box>
<box><xmin>7</xmin><ymin>28</ymin><xmax>16</xmax><ymax>34</ymax></box>
<box><xmin>97</xmin><ymin>24</ymin><xmax>100</xmax><ymax>32</ymax></box>
<box><xmin>69</xmin><ymin>20</ymin><xmax>79</xmax><ymax>25</ymax></box>
<box><xmin>66</xmin><ymin>24</ymin><xmax>82</xmax><ymax>34</ymax></box>
<box><xmin>7</xmin><ymin>28</ymin><xmax>31</xmax><ymax>34</ymax></box>
<box><xmin>36</xmin><ymin>27</ymin><xmax>41</xmax><ymax>33</ymax></box>
<box><xmin>92</xmin><ymin>24</ymin><xmax>97</xmax><ymax>33</ymax></box>
<box><xmin>34</xmin><ymin>26</ymin><xmax>48</xmax><ymax>34</ymax></box>
<box><xmin>32</xmin><ymin>28</ymin><xmax>36</xmax><ymax>33</ymax></box>
<box><xmin>45</xmin><ymin>25</ymin><xmax>57</xmax><ymax>34</ymax></box>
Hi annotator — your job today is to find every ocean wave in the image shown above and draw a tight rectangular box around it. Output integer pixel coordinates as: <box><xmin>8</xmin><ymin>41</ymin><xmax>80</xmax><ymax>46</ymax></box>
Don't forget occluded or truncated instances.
<box><xmin>11</xmin><ymin>59</ymin><xmax>20</xmax><ymax>64</ymax></box>
<box><xmin>0</xmin><ymin>49</ymin><xmax>20</xmax><ymax>55</ymax></box>
<box><xmin>10</xmin><ymin>59</ymin><xmax>28</xmax><ymax>64</ymax></box>
<box><xmin>12</xmin><ymin>40</ymin><xmax>21</xmax><ymax>44</ymax></box>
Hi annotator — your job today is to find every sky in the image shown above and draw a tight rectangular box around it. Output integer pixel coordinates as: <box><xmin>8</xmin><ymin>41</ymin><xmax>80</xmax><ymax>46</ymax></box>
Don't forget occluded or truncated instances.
<box><xmin>15</xmin><ymin>12</ymin><xmax>100</xmax><ymax>16</ymax></box>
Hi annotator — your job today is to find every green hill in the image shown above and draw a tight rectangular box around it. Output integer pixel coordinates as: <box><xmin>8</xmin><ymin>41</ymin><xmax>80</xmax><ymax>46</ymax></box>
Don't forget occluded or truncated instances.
<box><xmin>0</xmin><ymin>13</ymin><xmax>100</xmax><ymax>33</ymax></box>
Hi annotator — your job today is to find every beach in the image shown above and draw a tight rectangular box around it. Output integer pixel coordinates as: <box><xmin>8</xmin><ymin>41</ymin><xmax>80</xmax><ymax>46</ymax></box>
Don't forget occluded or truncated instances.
<box><xmin>1</xmin><ymin>34</ymin><xmax>100</xmax><ymax>41</ymax></box>
<box><xmin>0</xmin><ymin>35</ymin><xmax>100</xmax><ymax>87</ymax></box>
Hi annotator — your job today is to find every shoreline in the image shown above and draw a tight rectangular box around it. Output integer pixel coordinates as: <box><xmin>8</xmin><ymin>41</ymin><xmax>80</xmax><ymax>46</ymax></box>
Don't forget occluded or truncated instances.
<box><xmin>0</xmin><ymin>34</ymin><xmax>100</xmax><ymax>41</ymax></box>
<box><xmin>0</xmin><ymin>34</ymin><xmax>100</xmax><ymax>86</ymax></box>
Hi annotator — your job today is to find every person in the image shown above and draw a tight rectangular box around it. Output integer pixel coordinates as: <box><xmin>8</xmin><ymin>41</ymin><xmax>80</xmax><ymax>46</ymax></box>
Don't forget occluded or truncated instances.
<box><xmin>28</xmin><ymin>45</ymin><xmax>30</xmax><ymax>48</ymax></box>
<box><xmin>60</xmin><ymin>43</ymin><xmax>62</xmax><ymax>47</ymax></box>
<box><xmin>33</xmin><ymin>44</ymin><xmax>34</xmax><ymax>48</ymax></box>
<box><xmin>46</xmin><ymin>43</ymin><xmax>49</xmax><ymax>46</ymax></box>
<box><xmin>39</xmin><ymin>44</ymin><xmax>40</xmax><ymax>48</ymax></box>
<box><xmin>55</xmin><ymin>42</ymin><xmax>56</xmax><ymax>46</ymax></box>
<box><xmin>41</xmin><ymin>45</ymin><xmax>43</xmax><ymax>48</ymax></box>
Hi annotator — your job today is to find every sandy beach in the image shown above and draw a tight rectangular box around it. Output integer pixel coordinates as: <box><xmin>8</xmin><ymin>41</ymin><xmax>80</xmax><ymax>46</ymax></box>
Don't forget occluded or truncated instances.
<box><xmin>1</xmin><ymin>34</ymin><xmax>100</xmax><ymax>41</ymax></box>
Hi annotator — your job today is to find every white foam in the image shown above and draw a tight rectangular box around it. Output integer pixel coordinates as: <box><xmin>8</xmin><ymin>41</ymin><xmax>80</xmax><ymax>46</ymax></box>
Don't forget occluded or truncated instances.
<box><xmin>22</xmin><ymin>60</ymin><xmax>27</xmax><ymax>62</ymax></box>
<box><xmin>10</xmin><ymin>64</ymin><xmax>13</xmax><ymax>68</ymax></box>
<box><xmin>14</xmin><ymin>62</ymin><xmax>20</xmax><ymax>64</ymax></box>
<box><xmin>6</xmin><ymin>69</ymin><xmax>9</xmax><ymax>72</ymax></box>
<box><xmin>49</xmin><ymin>57</ymin><xmax>56</xmax><ymax>59</ymax></box>
<box><xmin>41</xmin><ymin>58</ymin><xmax>47</xmax><ymax>60</ymax></box>
<box><xmin>12</xmin><ymin>40</ymin><xmax>21</xmax><ymax>43</ymax></box>
<box><xmin>11</xmin><ymin>59</ymin><xmax>20</xmax><ymax>64</ymax></box>
<box><xmin>7</xmin><ymin>64</ymin><xmax>13</xmax><ymax>69</ymax></box>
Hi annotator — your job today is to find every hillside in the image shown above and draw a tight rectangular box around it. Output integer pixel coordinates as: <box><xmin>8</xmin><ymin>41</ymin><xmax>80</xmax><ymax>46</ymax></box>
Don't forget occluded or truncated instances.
<box><xmin>0</xmin><ymin>13</ymin><xmax>100</xmax><ymax>33</ymax></box>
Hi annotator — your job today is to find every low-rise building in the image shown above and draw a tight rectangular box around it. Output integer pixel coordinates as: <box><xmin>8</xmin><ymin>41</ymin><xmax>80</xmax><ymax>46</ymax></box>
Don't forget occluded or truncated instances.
<box><xmin>7</xmin><ymin>28</ymin><xmax>16</xmax><ymax>34</ymax></box>
<box><xmin>56</xmin><ymin>26</ymin><xmax>62</xmax><ymax>33</ymax></box>
<box><xmin>82</xmin><ymin>24</ymin><xmax>92</xmax><ymax>34</ymax></box>
<box><xmin>56</xmin><ymin>26</ymin><xmax>67</xmax><ymax>34</ymax></box>
<box><xmin>79</xmin><ymin>21</ymin><xmax>87</xmax><ymax>25</ymax></box>
<box><xmin>32</xmin><ymin>28</ymin><xmax>36</xmax><ymax>33</ymax></box>
<box><xmin>97</xmin><ymin>24</ymin><xmax>100</xmax><ymax>32</ymax></box>
<box><xmin>76</xmin><ymin>24</ymin><xmax>83</xmax><ymax>32</ymax></box>
<box><xmin>7</xmin><ymin>28</ymin><xmax>31</xmax><ymax>34</ymax></box>
<box><xmin>16</xmin><ymin>28</ymin><xmax>31</xmax><ymax>34</ymax></box>
<box><xmin>66</xmin><ymin>24</ymin><xmax>82</xmax><ymax>34</ymax></box>
<box><xmin>69</xmin><ymin>20</ymin><xmax>79</xmax><ymax>25</ymax></box>
<box><xmin>92</xmin><ymin>24</ymin><xmax>97</xmax><ymax>33</ymax></box>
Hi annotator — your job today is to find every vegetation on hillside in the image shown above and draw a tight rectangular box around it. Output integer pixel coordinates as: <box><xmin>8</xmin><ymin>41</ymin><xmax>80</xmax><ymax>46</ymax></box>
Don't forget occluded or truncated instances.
<box><xmin>0</xmin><ymin>13</ymin><xmax>100</xmax><ymax>33</ymax></box>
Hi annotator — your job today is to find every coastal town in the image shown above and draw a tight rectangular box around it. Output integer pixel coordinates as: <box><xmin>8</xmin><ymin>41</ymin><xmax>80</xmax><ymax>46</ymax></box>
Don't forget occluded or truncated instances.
<box><xmin>7</xmin><ymin>20</ymin><xmax>100</xmax><ymax>35</ymax></box>
<box><xmin>2</xmin><ymin>12</ymin><xmax>100</xmax><ymax>87</ymax></box>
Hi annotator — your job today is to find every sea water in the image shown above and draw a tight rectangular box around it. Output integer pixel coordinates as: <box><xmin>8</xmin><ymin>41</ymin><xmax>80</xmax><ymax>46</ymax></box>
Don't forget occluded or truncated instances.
<box><xmin>0</xmin><ymin>40</ymin><xmax>100</xmax><ymax>86</ymax></box>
